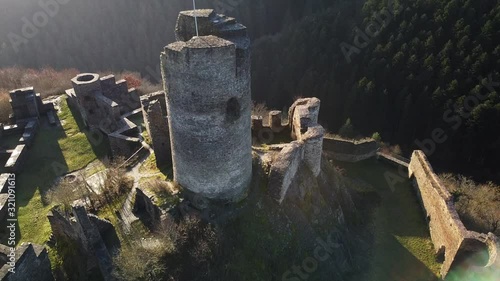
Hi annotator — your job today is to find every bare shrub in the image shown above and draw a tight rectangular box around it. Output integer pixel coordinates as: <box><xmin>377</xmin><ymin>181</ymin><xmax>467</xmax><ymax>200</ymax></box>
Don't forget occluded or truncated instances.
<box><xmin>165</xmin><ymin>216</ymin><xmax>220</xmax><ymax>280</ymax></box>
<box><xmin>440</xmin><ymin>174</ymin><xmax>500</xmax><ymax>236</ymax></box>
<box><xmin>0</xmin><ymin>67</ymin><xmax>79</xmax><ymax>98</ymax></box>
<box><xmin>100</xmin><ymin>157</ymin><xmax>134</xmax><ymax>203</ymax></box>
<box><xmin>0</xmin><ymin>94</ymin><xmax>11</xmax><ymax>124</ymax></box>
<box><xmin>252</xmin><ymin>102</ymin><xmax>269</xmax><ymax>124</ymax></box>
<box><xmin>45</xmin><ymin>173</ymin><xmax>93</xmax><ymax>209</ymax></box>
<box><xmin>136</xmin><ymin>80</ymin><xmax>162</xmax><ymax>96</ymax></box>
<box><xmin>113</xmin><ymin>237</ymin><xmax>171</xmax><ymax>281</ymax></box>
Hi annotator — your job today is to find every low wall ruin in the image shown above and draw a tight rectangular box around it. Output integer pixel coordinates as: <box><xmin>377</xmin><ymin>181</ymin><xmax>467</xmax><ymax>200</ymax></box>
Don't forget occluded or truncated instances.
<box><xmin>323</xmin><ymin>136</ymin><xmax>378</xmax><ymax>162</ymax></box>
<box><xmin>408</xmin><ymin>150</ymin><xmax>500</xmax><ymax>278</ymax></box>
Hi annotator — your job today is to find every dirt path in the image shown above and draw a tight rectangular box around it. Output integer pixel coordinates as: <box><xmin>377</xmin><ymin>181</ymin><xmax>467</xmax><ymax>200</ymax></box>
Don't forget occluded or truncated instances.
<box><xmin>118</xmin><ymin>141</ymin><xmax>155</xmax><ymax>233</ymax></box>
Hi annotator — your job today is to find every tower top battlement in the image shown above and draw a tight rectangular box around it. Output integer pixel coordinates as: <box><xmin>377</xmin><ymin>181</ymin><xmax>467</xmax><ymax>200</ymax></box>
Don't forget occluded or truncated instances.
<box><xmin>166</xmin><ymin>35</ymin><xmax>234</xmax><ymax>52</ymax></box>
<box><xmin>174</xmin><ymin>9</ymin><xmax>249</xmax><ymax>50</ymax></box>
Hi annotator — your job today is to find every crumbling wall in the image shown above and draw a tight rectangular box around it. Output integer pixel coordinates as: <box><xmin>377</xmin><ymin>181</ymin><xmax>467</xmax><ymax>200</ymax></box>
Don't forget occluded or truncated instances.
<box><xmin>267</xmin><ymin>97</ymin><xmax>325</xmax><ymax>203</ymax></box>
<box><xmin>100</xmin><ymin>75</ymin><xmax>140</xmax><ymax>113</ymax></box>
<box><xmin>108</xmin><ymin>133</ymin><xmax>141</xmax><ymax>159</ymax></box>
<box><xmin>47</xmin><ymin>205</ymin><xmax>117</xmax><ymax>281</ymax></box>
<box><xmin>18</xmin><ymin>119</ymin><xmax>39</xmax><ymax>147</ymax></box>
<box><xmin>268</xmin><ymin>142</ymin><xmax>304</xmax><ymax>203</ymax></box>
<box><xmin>66</xmin><ymin>73</ymin><xmax>142</xmax><ymax>158</ymax></box>
<box><xmin>133</xmin><ymin>188</ymin><xmax>162</xmax><ymax>229</ymax></box>
<box><xmin>288</xmin><ymin>98</ymin><xmax>320</xmax><ymax>140</ymax></box>
<box><xmin>140</xmin><ymin>92</ymin><xmax>171</xmax><ymax>167</ymax></box>
<box><xmin>0</xmin><ymin>243</ymin><xmax>54</xmax><ymax>281</ymax></box>
<box><xmin>4</xmin><ymin>145</ymin><xmax>28</xmax><ymax>173</ymax></box>
<box><xmin>323</xmin><ymin>137</ymin><xmax>378</xmax><ymax>162</ymax></box>
<box><xmin>250</xmin><ymin>110</ymin><xmax>290</xmax><ymax>145</ymax></box>
<box><xmin>408</xmin><ymin>150</ymin><xmax>500</xmax><ymax>278</ymax></box>
<box><xmin>9</xmin><ymin>87</ymin><xmax>40</xmax><ymax>122</ymax></box>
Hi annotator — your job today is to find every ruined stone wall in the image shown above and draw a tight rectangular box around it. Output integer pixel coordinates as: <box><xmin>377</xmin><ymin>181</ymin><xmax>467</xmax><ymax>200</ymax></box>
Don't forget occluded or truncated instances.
<box><xmin>100</xmin><ymin>75</ymin><xmax>140</xmax><ymax>114</ymax></box>
<box><xmin>9</xmin><ymin>87</ymin><xmax>40</xmax><ymax>122</ymax></box>
<box><xmin>408</xmin><ymin>150</ymin><xmax>500</xmax><ymax>277</ymax></box>
<box><xmin>323</xmin><ymin>137</ymin><xmax>378</xmax><ymax>162</ymax></box>
<box><xmin>48</xmin><ymin>205</ymin><xmax>116</xmax><ymax>281</ymax></box>
<box><xmin>268</xmin><ymin>141</ymin><xmax>304</xmax><ymax>203</ymax></box>
<box><xmin>70</xmin><ymin>73</ymin><xmax>107</xmax><ymax>129</ymax></box>
<box><xmin>140</xmin><ymin>92</ymin><xmax>171</xmax><ymax>167</ymax></box>
<box><xmin>268</xmin><ymin>98</ymin><xmax>325</xmax><ymax>203</ymax></box>
<box><xmin>162</xmin><ymin>10</ymin><xmax>252</xmax><ymax>201</ymax></box>
<box><xmin>108</xmin><ymin>133</ymin><xmax>141</xmax><ymax>159</ymax></box>
<box><xmin>0</xmin><ymin>243</ymin><xmax>54</xmax><ymax>281</ymax></box>
<box><xmin>250</xmin><ymin>110</ymin><xmax>290</xmax><ymax>145</ymax></box>
<box><xmin>4</xmin><ymin>145</ymin><xmax>28</xmax><ymax>173</ymax></box>
<box><xmin>133</xmin><ymin>188</ymin><xmax>162</xmax><ymax>229</ymax></box>
<box><xmin>67</xmin><ymin>73</ymin><xmax>142</xmax><ymax>158</ymax></box>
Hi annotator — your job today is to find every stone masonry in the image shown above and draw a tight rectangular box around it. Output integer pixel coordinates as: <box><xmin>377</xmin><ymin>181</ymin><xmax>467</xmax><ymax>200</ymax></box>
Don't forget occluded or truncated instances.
<box><xmin>267</xmin><ymin>98</ymin><xmax>325</xmax><ymax>203</ymax></box>
<box><xmin>0</xmin><ymin>243</ymin><xmax>54</xmax><ymax>281</ymax></box>
<box><xmin>140</xmin><ymin>91</ymin><xmax>171</xmax><ymax>167</ymax></box>
<box><xmin>323</xmin><ymin>137</ymin><xmax>379</xmax><ymax>162</ymax></box>
<box><xmin>66</xmin><ymin>73</ymin><xmax>142</xmax><ymax>158</ymax></box>
<box><xmin>8</xmin><ymin>87</ymin><xmax>54</xmax><ymax>125</ymax></box>
<box><xmin>409</xmin><ymin>150</ymin><xmax>500</xmax><ymax>278</ymax></box>
<box><xmin>161</xmin><ymin>9</ymin><xmax>252</xmax><ymax>201</ymax></box>
<box><xmin>47</xmin><ymin>205</ymin><xmax>117</xmax><ymax>281</ymax></box>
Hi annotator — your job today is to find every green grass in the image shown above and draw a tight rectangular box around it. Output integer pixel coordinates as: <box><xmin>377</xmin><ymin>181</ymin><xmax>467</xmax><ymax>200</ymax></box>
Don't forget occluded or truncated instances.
<box><xmin>12</xmin><ymin>96</ymin><xmax>110</xmax><ymax>245</ymax></box>
<box><xmin>335</xmin><ymin>158</ymin><xmax>441</xmax><ymax>281</ymax></box>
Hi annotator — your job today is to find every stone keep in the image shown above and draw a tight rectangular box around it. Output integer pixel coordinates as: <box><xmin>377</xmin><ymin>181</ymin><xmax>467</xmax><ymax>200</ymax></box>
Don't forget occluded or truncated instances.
<box><xmin>161</xmin><ymin>9</ymin><xmax>252</xmax><ymax>200</ymax></box>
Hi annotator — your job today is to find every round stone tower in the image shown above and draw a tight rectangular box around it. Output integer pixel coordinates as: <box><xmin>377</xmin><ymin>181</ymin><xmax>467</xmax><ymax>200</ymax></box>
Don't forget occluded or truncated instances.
<box><xmin>70</xmin><ymin>73</ymin><xmax>103</xmax><ymax>129</ymax></box>
<box><xmin>161</xmin><ymin>10</ymin><xmax>252</xmax><ymax>201</ymax></box>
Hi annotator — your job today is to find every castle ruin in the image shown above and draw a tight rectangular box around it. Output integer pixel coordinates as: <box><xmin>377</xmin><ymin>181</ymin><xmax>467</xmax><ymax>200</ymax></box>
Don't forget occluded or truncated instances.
<box><xmin>66</xmin><ymin>73</ymin><xmax>142</xmax><ymax>158</ymax></box>
<box><xmin>409</xmin><ymin>151</ymin><xmax>500</xmax><ymax>277</ymax></box>
<box><xmin>161</xmin><ymin>9</ymin><xmax>252</xmax><ymax>201</ymax></box>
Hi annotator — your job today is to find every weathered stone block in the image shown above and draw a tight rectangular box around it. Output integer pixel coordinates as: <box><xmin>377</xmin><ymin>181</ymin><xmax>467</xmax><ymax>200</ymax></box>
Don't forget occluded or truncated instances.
<box><xmin>302</xmin><ymin>125</ymin><xmax>325</xmax><ymax>176</ymax></box>
<box><xmin>268</xmin><ymin>141</ymin><xmax>304</xmax><ymax>203</ymax></box>
<box><xmin>4</xmin><ymin>145</ymin><xmax>27</xmax><ymax>173</ymax></box>
<box><xmin>133</xmin><ymin>188</ymin><xmax>162</xmax><ymax>229</ymax></box>
<box><xmin>269</xmin><ymin>110</ymin><xmax>283</xmax><ymax>132</ymax></box>
<box><xmin>0</xmin><ymin>243</ymin><xmax>54</xmax><ymax>281</ymax></box>
<box><xmin>141</xmin><ymin>92</ymin><xmax>171</xmax><ymax>167</ymax></box>
<box><xmin>251</xmin><ymin>116</ymin><xmax>263</xmax><ymax>131</ymax></box>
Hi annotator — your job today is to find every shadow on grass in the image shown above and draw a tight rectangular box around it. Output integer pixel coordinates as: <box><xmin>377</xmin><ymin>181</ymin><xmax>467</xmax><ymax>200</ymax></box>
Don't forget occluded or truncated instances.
<box><xmin>1</xmin><ymin>116</ymin><xmax>70</xmax><ymax>244</ymax></box>
<box><xmin>334</xmin><ymin>158</ymin><xmax>442</xmax><ymax>279</ymax></box>
<box><xmin>66</xmin><ymin>100</ymin><xmax>110</xmax><ymax>160</ymax></box>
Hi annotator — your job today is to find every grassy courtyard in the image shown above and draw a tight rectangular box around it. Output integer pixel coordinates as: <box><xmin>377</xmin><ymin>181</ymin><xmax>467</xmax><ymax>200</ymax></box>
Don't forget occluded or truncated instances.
<box><xmin>12</xmin><ymin>96</ymin><xmax>109</xmax><ymax>244</ymax></box>
<box><xmin>334</xmin><ymin>158</ymin><xmax>441</xmax><ymax>281</ymax></box>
